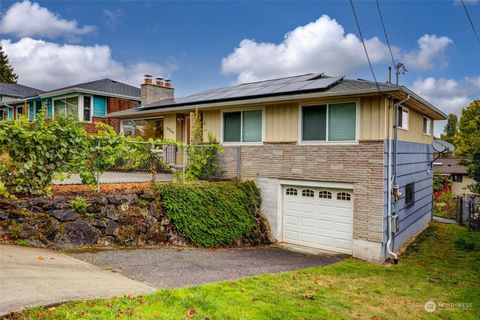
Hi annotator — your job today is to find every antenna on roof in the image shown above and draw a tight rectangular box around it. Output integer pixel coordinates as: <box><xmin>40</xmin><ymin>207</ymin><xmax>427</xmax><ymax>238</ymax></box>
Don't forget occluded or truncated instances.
<box><xmin>395</xmin><ymin>63</ymin><xmax>407</xmax><ymax>85</ymax></box>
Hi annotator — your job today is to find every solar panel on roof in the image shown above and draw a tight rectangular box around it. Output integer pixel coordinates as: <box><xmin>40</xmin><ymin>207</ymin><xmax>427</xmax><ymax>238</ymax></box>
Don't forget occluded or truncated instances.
<box><xmin>293</xmin><ymin>77</ymin><xmax>342</xmax><ymax>91</ymax></box>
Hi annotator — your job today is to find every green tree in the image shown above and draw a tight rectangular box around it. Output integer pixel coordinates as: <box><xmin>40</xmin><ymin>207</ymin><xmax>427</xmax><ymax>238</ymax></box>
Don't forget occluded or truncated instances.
<box><xmin>454</xmin><ymin>100</ymin><xmax>480</xmax><ymax>194</ymax></box>
<box><xmin>0</xmin><ymin>45</ymin><xmax>18</xmax><ymax>83</ymax></box>
<box><xmin>440</xmin><ymin>113</ymin><xmax>458</xmax><ymax>144</ymax></box>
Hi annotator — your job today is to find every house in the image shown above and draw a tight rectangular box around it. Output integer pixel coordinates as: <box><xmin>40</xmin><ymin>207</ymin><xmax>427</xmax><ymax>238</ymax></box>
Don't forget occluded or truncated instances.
<box><xmin>0</xmin><ymin>79</ymin><xmax>140</xmax><ymax>133</ymax></box>
<box><xmin>109</xmin><ymin>73</ymin><xmax>447</xmax><ymax>262</ymax></box>
<box><xmin>433</xmin><ymin>158</ymin><xmax>474</xmax><ymax>196</ymax></box>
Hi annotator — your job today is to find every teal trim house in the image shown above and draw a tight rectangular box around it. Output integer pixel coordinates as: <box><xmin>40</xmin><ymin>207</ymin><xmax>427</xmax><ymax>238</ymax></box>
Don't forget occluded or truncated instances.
<box><xmin>0</xmin><ymin>79</ymin><xmax>141</xmax><ymax>133</ymax></box>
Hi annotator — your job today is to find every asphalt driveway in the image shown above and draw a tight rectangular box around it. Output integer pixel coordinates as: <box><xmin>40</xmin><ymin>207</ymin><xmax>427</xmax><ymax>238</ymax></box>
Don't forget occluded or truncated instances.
<box><xmin>72</xmin><ymin>246</ymin><xmax>343</xmax><ymax>288</ymax></box>
<box><xmin>0</xmin><ymin>245</ymin><xmax>154</xmax><ymax>317</ymax></box>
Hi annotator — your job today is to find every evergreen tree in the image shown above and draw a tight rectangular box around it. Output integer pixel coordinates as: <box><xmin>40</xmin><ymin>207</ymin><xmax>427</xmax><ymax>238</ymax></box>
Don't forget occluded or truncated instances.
<box><xmin>0</xmin><ymin>45</ymin><xmax>18</xmax><ymax>83</ymax></box>
<box><xmin>440</xmin><ymin>113</ymin><xmax>458</xmax><ymax>144</ymax></box>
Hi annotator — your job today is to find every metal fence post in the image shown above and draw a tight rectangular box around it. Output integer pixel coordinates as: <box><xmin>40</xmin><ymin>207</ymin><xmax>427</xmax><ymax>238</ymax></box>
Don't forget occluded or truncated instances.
<box><xmin>96</xmin><ymin>139</ymin><xmax>101</xmax><ymax>193</ymax></box>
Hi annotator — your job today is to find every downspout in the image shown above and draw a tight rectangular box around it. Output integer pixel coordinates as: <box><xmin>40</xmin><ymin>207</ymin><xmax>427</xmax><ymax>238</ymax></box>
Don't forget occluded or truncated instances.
<box><xmin>386</xmin><ymin>94</ymin><xmax>410</xmax><ymax>264</ymax></box>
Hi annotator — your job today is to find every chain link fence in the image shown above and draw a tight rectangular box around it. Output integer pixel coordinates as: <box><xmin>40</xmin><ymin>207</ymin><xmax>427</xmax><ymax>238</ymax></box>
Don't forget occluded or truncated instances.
<box><xmin>53</xmin><ymin>140</ymin><xmax>229</xmax><ymax>191</ymax></box>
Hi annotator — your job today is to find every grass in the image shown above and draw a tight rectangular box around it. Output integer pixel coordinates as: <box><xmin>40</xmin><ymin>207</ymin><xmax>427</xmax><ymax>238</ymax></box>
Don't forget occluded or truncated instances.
<box><xmin>9</xmin><ymin>222</ymin><xmax>480</xmax><ymax>320</ymax></box>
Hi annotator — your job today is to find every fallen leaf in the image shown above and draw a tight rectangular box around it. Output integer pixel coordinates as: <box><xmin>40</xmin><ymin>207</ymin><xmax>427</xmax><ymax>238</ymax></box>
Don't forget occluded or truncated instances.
<box><xmin>303</xmin><ymin>293</ymin><xmax>316</xmax><ymax>300</ymax></box>
<box><xmin>37</xmin><ymin>256</ymin><xmax>45</xmax><ymax>260</ymax></box>
<box><xmin>186</xmin><ymin>308</ymin><xmax>197</xmax><ymax>317</ymax></box>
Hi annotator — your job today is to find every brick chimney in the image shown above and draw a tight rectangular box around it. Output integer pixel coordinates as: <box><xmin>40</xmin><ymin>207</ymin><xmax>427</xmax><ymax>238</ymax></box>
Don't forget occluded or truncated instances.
<box><xmin>141</xmin><ymin>75</ymin><xmax>174</xmax><ymax>106</ymax></box>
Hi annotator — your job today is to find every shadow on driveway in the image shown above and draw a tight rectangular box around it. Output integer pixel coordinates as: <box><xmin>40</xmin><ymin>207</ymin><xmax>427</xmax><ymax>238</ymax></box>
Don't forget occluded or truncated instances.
<box><xmin>72</xmin><ymin>246</ymin><xmax>344</xmax><ymax>288</ymax></box>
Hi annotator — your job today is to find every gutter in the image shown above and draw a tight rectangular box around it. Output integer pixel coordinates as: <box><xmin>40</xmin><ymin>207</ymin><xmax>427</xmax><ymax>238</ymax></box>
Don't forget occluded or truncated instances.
<box><xmin>386</xmin><ymin>94</ymin><xmax>410</xmax><ymax>264</ymax></box>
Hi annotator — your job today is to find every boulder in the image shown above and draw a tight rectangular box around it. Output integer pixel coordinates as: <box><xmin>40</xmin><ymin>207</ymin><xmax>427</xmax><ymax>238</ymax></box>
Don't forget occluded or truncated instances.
<box><xmin>107</xmin><ymin>194</ymin><xmax>138</xmax><ymax>205</ymax></box>
<box><xmin>54</xmin><ymin>220</ymin><xmax>100</xmax><ymax>247</ymax></box>
<box><xmin>50</xmin><ymin>209</ymin><xmax>79</xmax><ymax>222</ymax></box>
<box><xmin>0</xmin><ymin>209</ymin><xmax>8</xmax><ymax>220</ymax></box>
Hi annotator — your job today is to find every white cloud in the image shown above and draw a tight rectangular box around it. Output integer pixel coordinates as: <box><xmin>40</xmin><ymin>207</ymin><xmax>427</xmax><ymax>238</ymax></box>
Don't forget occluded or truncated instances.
<box><xmin>0</xmin><ymin>1</ymin><xmax>95</xmax><ymax>39</ymax></box>
<box><xmin>0</xmin><ymin>38</ymin><xmax>176</xmax><ymax>90</ymax></box>
<box><xmin>402</xmin><ymin>35</ymin><xmax>453</xmax><ymax>71</ymax></box>
<box><xmin>221</xmin><ymin>15</ymin><xmax>454</xmax><ymax>83</ymax></box>
<box><xmin>104</xmin><ymin>8</ymin><xmax>124</xmax><ymax>29</ymax></box>
<box><xmin>221</xmin><ymin>15</ymin><xmax>392</xmax><ymax>83</ymax></box>
<box><xmin>412</xmin><ymin>76</ymin><xmax>480</xmax><ymax>136</ymax></box>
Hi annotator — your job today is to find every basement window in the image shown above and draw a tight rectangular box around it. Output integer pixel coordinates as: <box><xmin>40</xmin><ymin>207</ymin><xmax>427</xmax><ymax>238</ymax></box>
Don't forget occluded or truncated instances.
<box><xmin>405</xmin><ymin>183</ymin><xmax>415</xmax><ymax>208</ymax></box>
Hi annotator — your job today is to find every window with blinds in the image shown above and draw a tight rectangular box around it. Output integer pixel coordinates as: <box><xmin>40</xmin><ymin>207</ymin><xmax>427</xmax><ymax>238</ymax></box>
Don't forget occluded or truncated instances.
<box><xmin>302</xmin><ymin>102</ymin><xmax>356</xmax><ymax>142</ymax></box>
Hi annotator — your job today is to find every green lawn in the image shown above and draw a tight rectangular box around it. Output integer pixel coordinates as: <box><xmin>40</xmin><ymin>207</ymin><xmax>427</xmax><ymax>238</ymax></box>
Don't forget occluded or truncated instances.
<box><xmin>10</xmin><ymin>222</ymin><xmax>480</xmax><ymax>320</ymax></box>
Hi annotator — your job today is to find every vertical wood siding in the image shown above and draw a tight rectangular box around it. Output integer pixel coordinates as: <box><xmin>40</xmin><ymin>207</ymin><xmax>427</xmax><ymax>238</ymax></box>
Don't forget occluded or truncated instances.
<box><xmin>265</xmin><ymin>103</ymin><xmax>298</xmax><ymax>142</ymax></box>
<box><xmin>163</xmin><ymin>114</ymin><xmax>176</xmax><ymax>140</ymax></box>
<box><xmin>359</xmin><ymin>96</ymin><xmax>387</xmax><ymax>140</ymax></box>
<box><xmin>202</xmin><ymin>110</ymin><xmax>221</xmax><ymax>141</ymax></box>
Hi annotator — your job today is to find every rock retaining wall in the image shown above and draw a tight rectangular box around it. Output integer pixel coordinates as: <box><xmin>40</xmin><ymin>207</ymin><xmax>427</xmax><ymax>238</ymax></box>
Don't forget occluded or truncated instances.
<box><xmin>0</xmin><ymin>191</ymin><xmax>272</xmax><ymax>249</ymax></box>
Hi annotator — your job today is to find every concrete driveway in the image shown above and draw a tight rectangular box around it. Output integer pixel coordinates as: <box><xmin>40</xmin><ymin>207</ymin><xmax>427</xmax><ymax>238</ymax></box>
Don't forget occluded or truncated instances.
<box><xmin>72</xmin><ymin>246</ymin><xmax>343</xmax><ymax>288</ymax></box>
<box><xmin>0</xmin><ymin>245</ymin><xmax>154</xmax><ymax>317</ymax></box>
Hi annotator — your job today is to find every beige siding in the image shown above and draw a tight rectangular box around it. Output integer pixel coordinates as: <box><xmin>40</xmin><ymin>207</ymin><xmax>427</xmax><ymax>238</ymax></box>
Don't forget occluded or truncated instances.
<box><xmin>359</xmin><ymin>96</ymin><xmax>387</xmax><ymax>140</ymax></box>
<box><xmin>163</xmin><ymin>114</ymin><xmax>176</xmax><ymax>140</ymax></box>
<box><xmin>397</xmin><ymin>107</ymin><xmax>434</xmax><ymax>144</ymax></box>
<box><xmin>451</xmin><ymin>176</ymin><xmax>475</xmax><ymax>196</ymax></box>
<box><xmin>202</xmin><ymin>110</ymin><xmax>221</xmax><ymax>141</ymax></box>
<box><xmin>265</xmin><ymin>103</ymin><xmax>298</xmax><ymax>142</ymax></box>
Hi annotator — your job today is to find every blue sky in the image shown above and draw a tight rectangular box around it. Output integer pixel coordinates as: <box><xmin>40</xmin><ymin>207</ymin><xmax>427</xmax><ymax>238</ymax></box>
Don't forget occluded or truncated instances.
<box><xmin>0</xmin><ymin>0</ymin><xmax>479</xmax><ymax>134</ymax></box>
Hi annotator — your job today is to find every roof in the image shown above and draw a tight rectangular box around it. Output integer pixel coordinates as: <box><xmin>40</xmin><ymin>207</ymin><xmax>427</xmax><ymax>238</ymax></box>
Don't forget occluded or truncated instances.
<box><xmin>433</xmin><ymin>158</ymin><xmax>468</xmax><ymax>174</ymax></box>
<box><xmin>40</xmin><ymin>79</ymin><xmax>140</xmax><ymax>100</ymax></box>
<box><xmin>0</xmin><ymin>83</ymin><xmax>44</xmax><ymax>99</ymax></box>
<box><xmin>107</xmin><ymin>73</ymin><xmax>447</xmax><ymax>119</ymax></box>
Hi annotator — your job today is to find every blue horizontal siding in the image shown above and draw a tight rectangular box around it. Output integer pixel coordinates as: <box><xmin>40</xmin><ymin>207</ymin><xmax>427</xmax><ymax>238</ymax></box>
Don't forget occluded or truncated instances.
<box><xmin>383</xmin><ymin>140</ymin><xmax>433</xmax><ymax>251</ymax></box>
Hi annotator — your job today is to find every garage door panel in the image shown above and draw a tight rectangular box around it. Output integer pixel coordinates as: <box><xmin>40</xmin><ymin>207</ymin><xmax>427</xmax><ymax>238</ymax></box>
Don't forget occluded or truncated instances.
<box><xmin>282</xmin><ymin>185</ymin><xmax>353</xmax><ymax>254</ymax></box>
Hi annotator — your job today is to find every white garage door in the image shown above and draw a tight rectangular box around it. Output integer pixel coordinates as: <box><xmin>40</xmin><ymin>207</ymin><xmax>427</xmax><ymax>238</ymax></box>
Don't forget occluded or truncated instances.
<box><xmin>282</xmin><ymin>185</ymin><xmax>353</xmax><ymax>254</ymax></box>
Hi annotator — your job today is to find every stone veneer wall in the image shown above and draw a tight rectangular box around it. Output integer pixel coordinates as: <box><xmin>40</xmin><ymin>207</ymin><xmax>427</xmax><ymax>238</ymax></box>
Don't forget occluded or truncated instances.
<box><xmin>218</xmin><ymin>141</ymin><xmax>386</xmax><ymax>248</ymax></box>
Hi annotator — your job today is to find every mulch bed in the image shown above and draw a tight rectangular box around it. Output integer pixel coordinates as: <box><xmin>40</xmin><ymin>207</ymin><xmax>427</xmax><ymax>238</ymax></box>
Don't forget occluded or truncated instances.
<box><xmin>52</xmin><ymin>183</ymin><xmax>153</xmax><ymax>196</ymax></box>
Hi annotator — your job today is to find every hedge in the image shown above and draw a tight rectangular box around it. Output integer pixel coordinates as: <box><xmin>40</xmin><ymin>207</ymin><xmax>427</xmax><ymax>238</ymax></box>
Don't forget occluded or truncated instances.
<box><xmin>156</xmin><ymin>181</ymin><xmax>260</xmax><ymax>247</ymax></box>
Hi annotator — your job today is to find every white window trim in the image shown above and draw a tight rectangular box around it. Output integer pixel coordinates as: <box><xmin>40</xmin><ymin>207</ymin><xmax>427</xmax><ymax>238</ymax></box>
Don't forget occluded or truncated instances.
<box><xmin>15</xmin><ymin>105</ymin><xmax>24</xmax><ymax>120</ymax></box>
<box><xmin>298</xmin><ymin>100</ymin><xmax>360</xmax><ymax>145</ymax></box>
<box><xmin>81</xmin><ymin>95</ymin><xmax>94</xmax><ymax>123</ymax></box>
<box><xmin>0</xmin><ymin>109</ymin><xmax>8</xmax><ymax>120</ymax></box>
<box><xmin>398</xmin><ymin>106</ymin><xmax>409</xmax><ymax>130</ymax></box>
<box><xmin>220</xmin><ymin>107</ymin><xmax>265</xmax><ymax>146</ymax></box>
<box><xmin>422</xmin><ymin>116</ymin><xmax>431</xmax><ymax>136</ymax></box>
<box><xmin>52</xmin><ymin>94</ymin><xmax>81</xmax><ymax>121</ymax></box>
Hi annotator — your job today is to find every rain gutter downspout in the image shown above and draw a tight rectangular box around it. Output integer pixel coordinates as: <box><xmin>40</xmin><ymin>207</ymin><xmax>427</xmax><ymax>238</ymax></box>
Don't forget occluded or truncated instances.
<box><xmin>387</xmin><ymin>94</ymin><xmax>410</xmax><ymax>264</ymax></box>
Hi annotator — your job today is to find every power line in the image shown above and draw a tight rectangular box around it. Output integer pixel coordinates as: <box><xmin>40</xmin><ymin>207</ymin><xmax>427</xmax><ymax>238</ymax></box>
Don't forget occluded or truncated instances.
<box><xmin>375</xmin><ymin>0</ymin><xmax>396</xmax><ymax>68</ymax></box>
<box><xmin>348</xmin><ymin>0</ymin><xmax>382</xmax><ymax>94</ymax></box>
<box><xmin>461</xmin><ymin>0</ymin><xmax>480</xmax><ymax>45</ymax></box>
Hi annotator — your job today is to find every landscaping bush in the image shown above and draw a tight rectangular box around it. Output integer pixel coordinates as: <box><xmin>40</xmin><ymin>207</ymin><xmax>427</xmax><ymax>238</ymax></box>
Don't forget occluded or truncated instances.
<box><xmin>156</xmin><ymin>180</ymin><xmax>262</xmax><ymax>247</ymax></box>
<box><xmin>434</xmin><ymin>192</ymin><xmax>457</xmax><ymax>219</ymax></box>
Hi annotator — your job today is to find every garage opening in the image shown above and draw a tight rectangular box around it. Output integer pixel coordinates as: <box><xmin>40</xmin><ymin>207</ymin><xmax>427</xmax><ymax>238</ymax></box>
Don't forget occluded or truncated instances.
<box><xmin>282</xmin><ymin>185</ymin><xmax>353</xmax><ymax>254</ymax></box>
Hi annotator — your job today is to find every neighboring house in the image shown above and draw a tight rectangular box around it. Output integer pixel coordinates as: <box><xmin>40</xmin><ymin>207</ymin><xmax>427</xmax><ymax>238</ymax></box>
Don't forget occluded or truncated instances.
<box><xmin>0</xmin><ymin>83</ymin><xmax>44</xmax><ymax>120</ymax></box>
<box><xmin>0</xmin><ymin>79</ymin><xmax>140</xmax><ymax>133</ymax></box>
<box><xmin>109</xmin><ymin>73</ymin><xmax>447</xmax><ymax>262</ymax></box>
<box><xmin>433</xmin><ymin>158</ymin><xmax>474</xmax><ymax>196</ymax></box>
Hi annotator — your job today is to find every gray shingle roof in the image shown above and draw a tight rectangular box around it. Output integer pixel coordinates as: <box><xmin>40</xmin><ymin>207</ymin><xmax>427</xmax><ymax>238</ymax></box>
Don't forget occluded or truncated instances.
<box><xmin>42</xmin><ymin>79</ymin><xmax>140</xmax><ymax>98</ymax></box>
<box><xmin>0</xmin><ymin>83</ymin><xmax>44</xmax><ymax>99</ymax></box>
<box><xmin>433</xmin><ymin>158</ymin><xmax>468</xmax><ymax>174</ymax></box>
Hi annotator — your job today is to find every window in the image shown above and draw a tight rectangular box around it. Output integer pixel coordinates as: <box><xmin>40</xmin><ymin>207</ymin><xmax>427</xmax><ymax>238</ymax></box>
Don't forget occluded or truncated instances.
<box><xmin>223</xmin><ymin>110</ymin><xmax>262</xmax><ymax>143</ymax></box>
<box><xmin>16</xmin><ymin>106</ymin><xmax>24</xmax><ymax>119</ymax></box>
<box><xmin>54</xmin><ymin>96</ymin><xmax>79</xmax><ymax>119</ymax></box>
<box><xmin>83</xmin><ymin>96</ymin><xmax>92</xmax><ymax>122</ymax></box>
<box><xmin>337</xmin><ymin>192</ymin><xmax>351</xmax><ymax>201</ymax></box>
<box><xmin>398</xmin><ymin>106</ymin><xmax>409</xmax><ymax>129</ymax></box>
<box><xmin>122</xmin><ymin>118</ymin><xmax>164</xmax><ymax>140</ymax></box>
<box><xmin>0</xmin><ymin>109</ymin><xmax>8</xmax><ymax>120</ymax></box>
<box><xmin>422</xmin><ymin>117</ymin><xmax>431</xmax><ymax>135</ymax></box>
<box><xmin>405</xmin><ymin>183</ymin><xmax>415</xmax><ymax>208</ymax></box>
<box><xmin>319</xmin><ymin>190</ymin><xmax>332</xmax><ymax>199</ymax></box>
<box><xmin>302</xmin><ymin>189</ymin><xmax>315</xmax><ymax>197</ymax></box>
<box><xmin>302</xmin><ymin>102</ymin><xmax>356</xmax><ymax>142</ymax></box>
<box><xmin>285</xmin><ymin>188</ymin><xmax>298</xmax><ymax>196</ymax></box>
<box><xmin>452</xmin><ymin>174</ymin><xmax>463</xmax><ymax>182</ymax></box>
<box><xmin>35</xmin><ymin>101</ymin><xmax>43</xmax><ymax>115</ymax></box>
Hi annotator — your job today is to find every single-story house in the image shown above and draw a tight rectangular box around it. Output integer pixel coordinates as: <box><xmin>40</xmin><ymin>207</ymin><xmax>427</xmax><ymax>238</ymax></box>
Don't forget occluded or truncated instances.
<box><xmin>433</xmin><ymin>158</ymin><xmax>474</xmax><ymax>196</ymax></box>
<box><xmin>109</xmin><ymin>73</ymin><xmax>447</xmax><ymax>262</ymax></box>
<box><xmin>0</xmin><ymin>79</ymin><xmax>141</xmax><ymax>133</ymax></box>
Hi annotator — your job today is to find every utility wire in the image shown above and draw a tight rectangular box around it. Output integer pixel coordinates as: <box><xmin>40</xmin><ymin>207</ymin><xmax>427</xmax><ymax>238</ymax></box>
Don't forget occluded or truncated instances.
<box><xmin>349</xmin><ymin>0</ymin><xmax>382</xmax><ymax>94</ymax></box>
<box><xmin>461</xmin><ymin>0</ymin><xmax>480</xmax><ymax>45</ymax></box>
<box><xmin>375</xmin><ymin>0</ymin><xmax>396</xmax><ymax>68</ymax></box>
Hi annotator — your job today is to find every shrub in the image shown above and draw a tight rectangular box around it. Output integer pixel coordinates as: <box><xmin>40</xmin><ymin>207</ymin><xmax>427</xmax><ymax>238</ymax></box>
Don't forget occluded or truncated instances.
<box><xmin>434</xmin><ymin>192</ymin><xmax>457</xmax><ymax>219</ymax></box>
<box><xmin>156</xmin><ymin>180</ymin><xmax>260</xmax><ymax>247</ymax></box>
<box><xmin>0</xmin><ymin>111</ymin><xmax>90</xmax><ymax>196</ymax></box>
<box><xmin>70</xmin><ymin>197</ymin><xmax>89</xmax><ymax>214</ymax></box>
